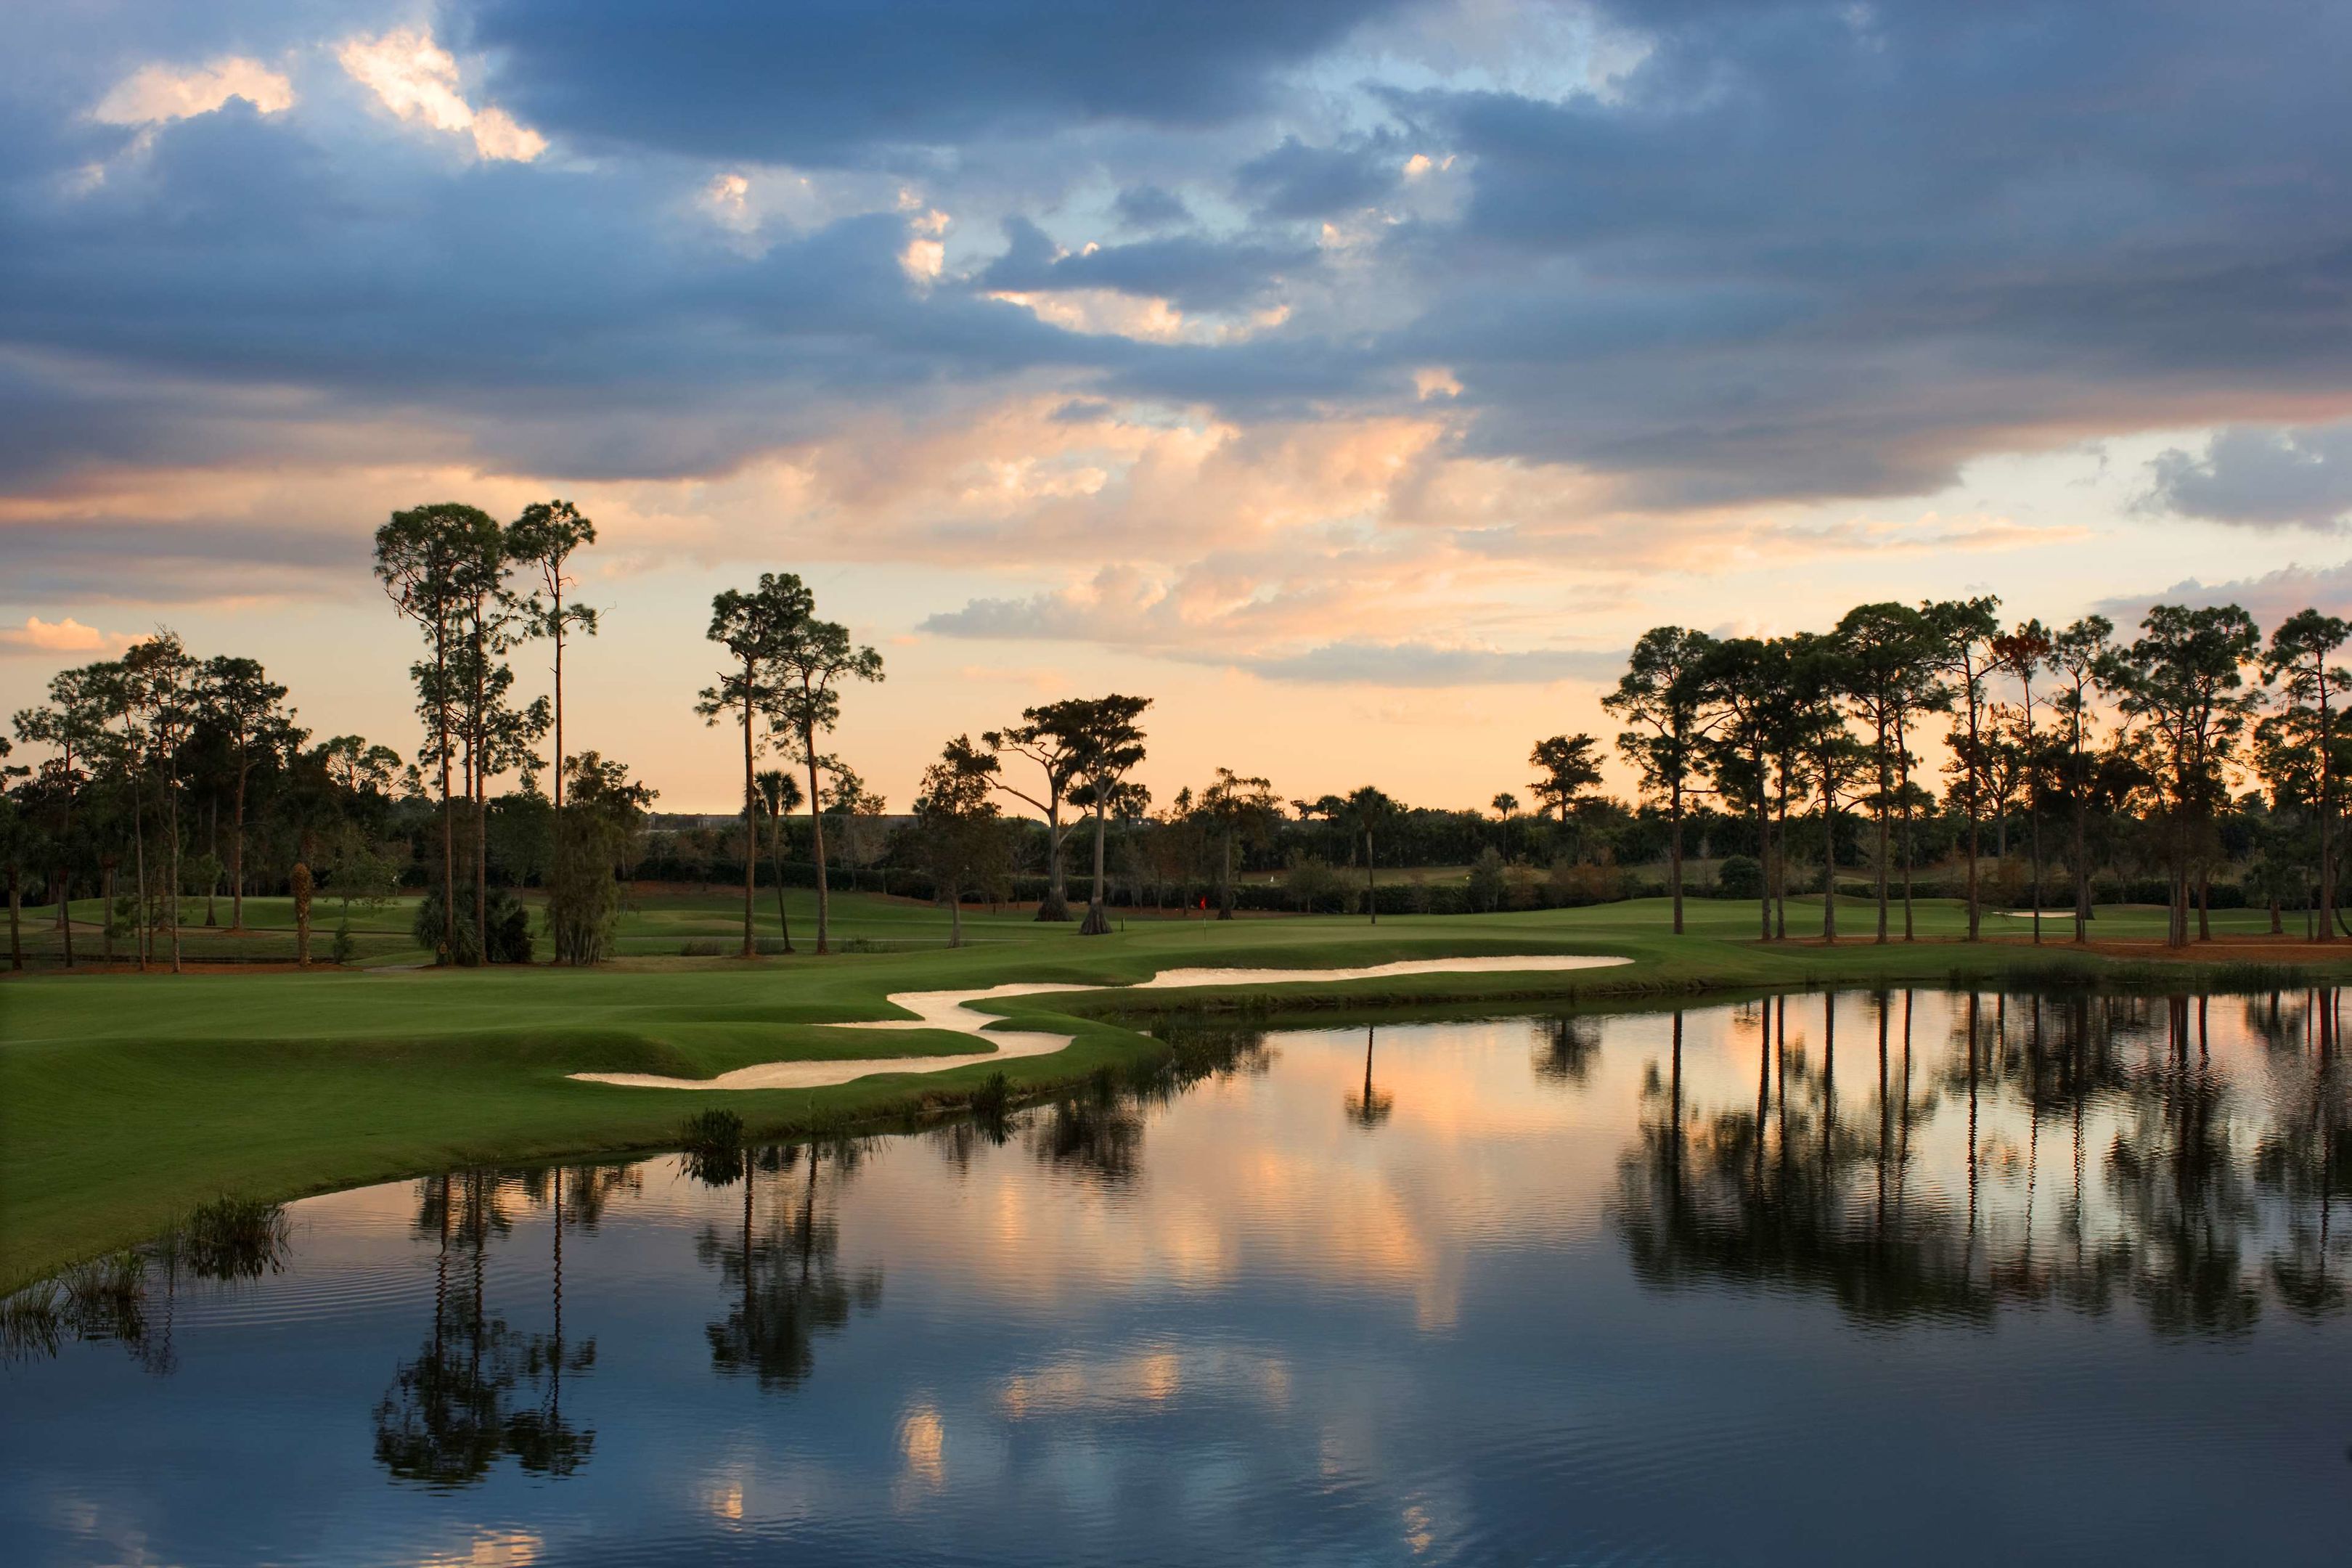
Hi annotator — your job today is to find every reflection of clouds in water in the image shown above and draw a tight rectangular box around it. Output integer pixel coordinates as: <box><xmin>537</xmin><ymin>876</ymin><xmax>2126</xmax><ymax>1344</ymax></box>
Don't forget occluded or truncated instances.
<box><xmin>996</xmin><ymin>1344</ymin><xmax>1291</xmax><ymax>1421</ymax></box>
<box><xmin>415</xmin><ymin>1530</ymin><xmax>543</xmax><ymax>1568</ymax></box>
<box><xmin>899</xmin><ymin>1402</ymin><xmax>946</xmax><ymax>1489</ymax></box>
<box><xmin>842</xmin><ymin>1016</ymin><xmax>1642</xmax><ymax>1332</ymax></box>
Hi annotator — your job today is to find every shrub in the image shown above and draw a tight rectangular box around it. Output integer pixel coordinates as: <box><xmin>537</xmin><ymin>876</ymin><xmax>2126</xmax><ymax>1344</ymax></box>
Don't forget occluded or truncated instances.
<box><xmin>1550</xmin><ymin>861</ymin><xmax>1630</xmax><ymax>905</ymax></box>
<box><xmin>1284</xmin><ymin>852</ymin><xmax>1345</xmax><ymax>912</ymax></box>
<box><xmin>483</xmin><ymin>889</ymin><xmax>534</xmax><ymax>964</ymax></box>
<box><xmin>970</xmin><ymin>1071</ymin><xmax>1011</xmax><ymax>1122</ymax></box>
<box><xmin>679</xmin><ymin>1108</ymin><xmax>747</xmax><ymax>1186</ymax></box>
<box><xmin>682</xmin><ymin>1108</ymin><xmax>745</xmax><ymax>1150</ymax></box>
<box><xmin>181</xmin><ymin>1196</ymin><xmax>290</xmax><ymax>1281</ymax></box>
<box><xmin>412</xmin><ymin>891</ymin><xmax>481</xmax><ymax>966</ymax></box>
<box><xmin>1718</xmin><ymin>854</ymin><xmax>1764</xmax><ymax>901</ymax></box>
<box><xmin>1467</xmin><ymin>847</ymin><xmax>1507</xmax><ymax>912</ymax></box>
<box><xmin>679</xmin><ymin>938</ymin><xmax>725</xmax><ymax>956</ymax></box>
<box><xmin>330</xmin><ymin>919</ymin><xmax>358</xmax><ymax>965</ymax></box>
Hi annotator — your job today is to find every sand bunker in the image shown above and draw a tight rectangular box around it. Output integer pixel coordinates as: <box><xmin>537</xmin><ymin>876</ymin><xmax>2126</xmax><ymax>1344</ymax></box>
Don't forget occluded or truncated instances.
<box><xmin>571</xmin><ymin>954</ymin><xmax>1630</xmax><ymax>1093</ymax></box>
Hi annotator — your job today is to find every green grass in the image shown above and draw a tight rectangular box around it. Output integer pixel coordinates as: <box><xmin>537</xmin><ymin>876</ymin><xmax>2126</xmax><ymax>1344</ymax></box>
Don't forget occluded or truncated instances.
<box><xmin>1</xmin><ymin>884</ymin><xmax>2339</xmax><ymax>1292</ymax></box>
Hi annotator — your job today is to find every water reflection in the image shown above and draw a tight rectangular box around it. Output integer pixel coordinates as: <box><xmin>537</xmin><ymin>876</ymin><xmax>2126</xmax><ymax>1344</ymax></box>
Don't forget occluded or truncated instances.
<box><xmin>1615</xmin><ymin>989</ymin><xmax>2352</xmax><ymax>1335</ymax></box>
<box><xmin>373</xmin><ymin>1169</ymin><xmax>597</xmax><ymax>1487</ymax></box>
<box><xmin>695</xmin><ymin>1139</ymin><xmax>883</xmax><ymax>1389</ymax></box>
<box><xmin>1347</xmin><ymin>1024</ymin><xmax>1395</xmax><ymax>1127</ymax></box>
<box><xmin>9</xmin><ymin>988</ymin><xmax>2352</xmax><ymax>1565</ymax></box>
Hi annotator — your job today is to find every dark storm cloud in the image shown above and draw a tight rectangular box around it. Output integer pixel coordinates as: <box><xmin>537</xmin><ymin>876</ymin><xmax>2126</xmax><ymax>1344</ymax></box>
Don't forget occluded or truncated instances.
<box><xmin>458</xmin><ymin>0</ymin><xmax>1415</xmax><ymax>163</ymax></box>
<box><xmin>1114</xmin><ymin>185</ymin><xmax>1192</xmax><ymax>230</ymax></box>
<box><xmin>0</xmin><ymin>518</ymin><xmax>359</xmax><ymax>603</ymax></box>
<box><xmin>0</xmin><ymin>104</ymin><xmax>1138</xmax><ymax>487</ymax></box>
<box><xmin>974</xmin><ymin>217</ymin><xmax>1318</xmax><ymax>311</ymax></box>
<box><xmin>9</xmin><ymin>0</ymin><xmax>2352</xmax><ymax>520</ymax></box>
<box><xmin>1233</xmin><ymin>134</ymin><xmax>1402</xmax><ymax>219</ymax></box>
<box><xmin>1373</xmin><ymin>0</ymin><xmax>2352</xmax><ymax>500</ymax></box>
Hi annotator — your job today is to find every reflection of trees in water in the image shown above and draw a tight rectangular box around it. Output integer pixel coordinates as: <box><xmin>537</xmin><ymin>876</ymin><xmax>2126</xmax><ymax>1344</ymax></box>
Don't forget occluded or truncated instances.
<box><xmin>1532</xmin><ymin>1016</ymin><xmax>1601</xmax><ymax>1084</ymax></box>
<box><xmin>1614</xmin><ymin>989</ymin><xmax>2352</xmax><ymax>1335</ymax></box>
<box><xmin>932</xmin><ymin>1019</ymin><xmax>1273</xmax><ymax>1183</ymax></box>
<box><xmin>373</xmin><ymin>1168</ymin><xmax>596</xmax><ymax>1487</ymax></box>
<box><xmin>1</xmin><ymin>1198</ymin><xmax>294</xmax><ymax>1373</ymax></box>
<box><xmin>1347</xmin><ymin>1025</ymin><xmax>1395</xmax><ymax>1128</ymax></box>
<box><xmin>696</xmin><ymin>1140</ymin><xmax>883</xmax><ymax>1391</ymax></box>
<box><xmin>1027</xmin><ymin>1081</ymin><xmax>1147</xmax><ymax>1185</ymax></box>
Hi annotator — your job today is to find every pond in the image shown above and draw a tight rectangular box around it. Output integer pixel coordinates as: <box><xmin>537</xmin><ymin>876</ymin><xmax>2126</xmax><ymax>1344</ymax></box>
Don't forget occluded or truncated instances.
<box><xmin>7</xmin><ymin>989</ymin><xmax>2351</xmax><ymax>1566</ymax></box>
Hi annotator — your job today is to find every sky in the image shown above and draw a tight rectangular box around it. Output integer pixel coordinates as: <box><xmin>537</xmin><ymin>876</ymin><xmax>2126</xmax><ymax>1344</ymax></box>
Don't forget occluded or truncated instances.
<box><xmin>5</xmin><ymin>0</ymin><xmax>2351</xmax><ymax>812</ymax></box>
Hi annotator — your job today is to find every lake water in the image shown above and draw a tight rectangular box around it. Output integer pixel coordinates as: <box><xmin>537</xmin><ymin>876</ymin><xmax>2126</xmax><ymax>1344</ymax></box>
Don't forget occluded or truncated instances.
<box><xmin>7</xmin><ymin>989</ymin><xmax>2351</xmax><ymax>1566</ymax></box>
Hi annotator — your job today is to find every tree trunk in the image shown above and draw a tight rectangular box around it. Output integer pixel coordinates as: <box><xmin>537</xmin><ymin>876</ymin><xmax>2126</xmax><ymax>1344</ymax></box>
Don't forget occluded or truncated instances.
<box><xmin>2322</xmin><ymin>685</ymin><xmax>2337</xmax><ymax>944</ymax></box>
<box><xmin>1898</xmin><ymin>712</ymin><xmax>1915</xmax><ymax>942</ymax></box>
<box><xmin>1079</xmin><ymin>800</ymin><xmax>1111</xmax><ymax>935</ymax></box>
<box><xmin>131</xmin><ymin>758</ymin><xmax>149</xmax><ymax>972</ymax></box>
<box><xmin>552</xmin><ymin>584</ymin><xmax>565</xmax><ymax>861</ymax></box>
<box><xmin>1365</xmin><ymin>829</ymin><xmax>1377</xmax><ymax>926</ymax></box>
<box><xmin>1874</xmin><ymin>716</ymin><xmax>1890</xmax><ymax>944</ymax></box>
<box><xmin>1821</xmin><ymin>787</ymin><xmax>1837</xmax><ymax>942</ymax></box>
<box><xmin>768</xmin><ymin>812</ymin><xmax>794</xmax><ymax>953</ymax></box>
<box><xmin>167</xmin><ymin>771</ymin><xmax>183</xmax><ymax>974</ymax></box>
<box><xmin>205</xmin><ymin>793</ymin><xmax>217</xmax><ymax>928</ymax></box>
<box><xmin>1753</xmin><ymin>760</ymin><xmax>1771</xmax><ymax>942</ymax></box>
<box><xmin>1773</xmin><ymin>794</ymin><xmax>1788</xmax><ymax>940</ymax></box>
<box><xmin>740</xmin><ymin>663</ymin><xmax>757</xmax><ymax>960</ymax></box>
<box><xmin>438</xmin><ymin>618</ymin><xmax>455</xmax><ymax>961</ymax></box>
<box><xmin>948</xmin><ymin>882</ymin><xmax>963</xmax><ymax>948</ymax></box>
<box><xmin>1964</xmin><ymin>675</ymin><xmax>1983</xmax><ymax>942</ymax></box>
<box><xmin>1669</xmin><ymin>777</ymin><xmax>1685</xmax><ymax>936</ymax></box>
<box><xmin>1037</xmin><ymin>799</ymin><xmax>1070</xmax><ymax>922</ymax></box>
<box><xmin>473</xmin><ymin>612</ymin><xmax>489</xmax><ymax>959</ymax></box>
<box><xmin>54</xmin><ymin>860</ymin><xmax>73</xmax><ymax>967</ymax></box>
<box><xmin>2196</xmin><ymin>870</ymin><xmax>2211</xmax><ymax>942</ymax></box>
<box><xmin>2029</xmin><ymin>798</ymin><xmax>2043</xmax><ymax>944</ymax></box>
<box><xmin>226</xmin><ymin>761</ymin><xmax>248</xmax><ymax>931</ymax></box>
<box><xmin>2072</xmin><ymin>741</ymin><xmax>2090</xmax><ymax>943</ymax></box>
<box><xmin>101</xmin><ymin>862</ymin><xmax>115</xmax><ymax>965</ymax></box>
<box><xmin>805</xmin><ymin>737</ymin><xmax>832</xmax><ymax>954</ymax></box>
<box><xmin>1219</xmin><ymin>835</ymin><xmax>1234</xmax><ymax>921</ymax></box>
<box><xmin>54</xmin><ymin>747</ymin><xmax>75</xmax><ymax>968</ymax></box>
<box><xmin>6</xmin><ymin>862</ymin><xmax>19</xmax><ymax>971</ymax></box>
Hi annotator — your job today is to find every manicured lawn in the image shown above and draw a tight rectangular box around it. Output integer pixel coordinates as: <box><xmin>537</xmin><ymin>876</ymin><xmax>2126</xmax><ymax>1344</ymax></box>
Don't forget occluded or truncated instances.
<box><xmin>0</xmin><ymin>886</ymin><xmax>2336</xmax><ymax>1291</ymax></box>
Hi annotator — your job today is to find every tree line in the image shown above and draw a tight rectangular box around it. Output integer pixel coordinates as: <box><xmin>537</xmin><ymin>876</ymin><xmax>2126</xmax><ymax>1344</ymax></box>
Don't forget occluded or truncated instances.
<box><xmin>1546</xmin><ymin>597</ymin><xmax>2327</xmax><ymax>950</ymax></box>
<box><xmin>5</xmin><ymin>511</ymin><xmax>2335</xmax><ymax>968</ymax></box>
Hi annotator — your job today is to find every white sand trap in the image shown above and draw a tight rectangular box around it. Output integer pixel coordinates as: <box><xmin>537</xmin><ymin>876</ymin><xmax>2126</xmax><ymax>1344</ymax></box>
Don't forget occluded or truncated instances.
<box><xmin>572</xmin><ymin>954</ymin><xmax>1629</xmax><ymax>1093</ymax></box>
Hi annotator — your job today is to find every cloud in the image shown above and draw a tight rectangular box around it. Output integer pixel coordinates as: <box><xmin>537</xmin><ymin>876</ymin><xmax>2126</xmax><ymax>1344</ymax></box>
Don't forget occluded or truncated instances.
<box><xmin>0</xmin><ymin>616</ymin><xmax>134</xmax><ymax>657</ymax></box>
<box><xmin>462</xmin><ymin>0</ymin><xmax>1414</xmax><ymax>163</ymax></box>
<box><xmin>338</xmin><ymin>29</ymin><xmax>546</xmax><ymax>162</ymax></box>
<box><xmin>2142</xmin><ymin>422</ymin><xmax>2352</xmax><ymax>530</ymax></box>
<box><xmin>1114</xmin><ymin>185</ymin><xmax>1193</xmax><ymax>230</ymax></box>
<box><xmin>976</xmin><ymin>218</ymin><xmax>1318</xmax><ymax>312</ymax></box>
<box><xmin>1222</xmin><ymin>640</ymin><xmax>1620</xmax><ymax>686</ymax></box>
<box><xmin>91</xmin><ymin>57</ymin><xmax>294</xmax><ymax>126</ymax></box>
<box><xmin>1234</xmin><ymin>134</ymin><xmax>1404</xmax><ymax>219</ymax></box>
<box><xmin>2096</xmin><ymin>560</ymin><xmax>2352</xmax><ymax>634</ymax></box>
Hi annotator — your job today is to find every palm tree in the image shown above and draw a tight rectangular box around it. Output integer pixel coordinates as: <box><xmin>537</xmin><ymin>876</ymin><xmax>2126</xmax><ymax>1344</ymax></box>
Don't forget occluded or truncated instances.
<box><xmin>754</xmin><ymin>767</ymin><xmax>801</xmax><ymax>952</ymax></box>
<box><xmin>1339</xmin><ymin>785</ymin><xmax>1398</xmax><ymax>923</ymax></box>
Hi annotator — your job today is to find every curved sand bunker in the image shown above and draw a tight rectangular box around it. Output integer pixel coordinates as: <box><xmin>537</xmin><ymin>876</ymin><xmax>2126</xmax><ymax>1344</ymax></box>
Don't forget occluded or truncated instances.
<box><xmin>572</xmin><ymin>954</ymin><xmax>1631</xmax><ymax>1093</ymax></box>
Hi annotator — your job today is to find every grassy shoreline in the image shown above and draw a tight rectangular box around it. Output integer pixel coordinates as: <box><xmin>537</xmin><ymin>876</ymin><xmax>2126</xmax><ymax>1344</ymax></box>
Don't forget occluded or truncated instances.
<box><xmin>6</xmin><ymin>892</ymin><xmax>2348</xmax><ymax>1294</ymax></box>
